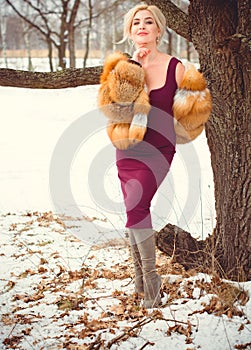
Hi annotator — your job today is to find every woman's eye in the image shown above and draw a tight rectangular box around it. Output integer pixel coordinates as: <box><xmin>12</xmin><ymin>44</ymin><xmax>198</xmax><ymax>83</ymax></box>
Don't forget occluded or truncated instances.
<box><xmin>132</xmin><ymin>19</ymin><xmax>154</xmax><ymax>26</ymax></box>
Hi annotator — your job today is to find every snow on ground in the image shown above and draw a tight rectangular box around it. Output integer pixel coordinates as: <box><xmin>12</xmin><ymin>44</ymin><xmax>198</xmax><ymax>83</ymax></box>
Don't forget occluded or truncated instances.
<box><xmin>1</xmin><ymin>212</ymin><xmax>250</xmax><ymax>350</ymax></box>
<box><xmin>0</xmin><ymin>84</ymin><xmax>250</xmax><ymax>349</ymax></box>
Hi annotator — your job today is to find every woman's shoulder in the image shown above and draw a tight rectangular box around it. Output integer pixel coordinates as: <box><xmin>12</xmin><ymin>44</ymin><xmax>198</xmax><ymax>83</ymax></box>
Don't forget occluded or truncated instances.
<box><xmin>160</xmin><ymin>53</ymin><xmax>184</xmax><ymax>68</ymax></box>
<box><xmin>160</xmin><ymin>53</ymin><xmax>185</xmax><ymax>86</ymax></box>
<box><xmin>175</xmin><ymin>61</ymin><xmax>185</xmax><ymax>87</ymax></box>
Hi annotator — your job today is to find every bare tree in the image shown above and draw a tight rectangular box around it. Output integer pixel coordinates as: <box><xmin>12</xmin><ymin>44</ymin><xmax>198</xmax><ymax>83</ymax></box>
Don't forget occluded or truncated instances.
<box><xmin>111</xmin><ymin>6</ymin><xmax>117</xmax><ymax>52</ymax></box>
<box><xmin>22</xmin><ymin>3</ymin><xmax>33</xmax><ymax>71</ymax></box>
<box><xmin>99</xmin><ymin>1</ymin><xmax>106</xmax><ymax>62</ymax></box>
<box><xmin>3</xmin><ymin>0</ymin><xmax>134</xmax><ymax>70</ymax></box>
<box><xmin>0</xmin><ymin>4</ymin><xmax>8</xmax><ymax>68</ymax></box>
<box><xmin>83</xmin><ymin>0</ymin><xmax>93</xmax><ymax>69</ymax></box>
<box><xmin>68</xmin><ymin>0</ymin><xmax>81</xmax><ymax>67</ymax></box>
<box><xmin>4</xmin><ymin>0</ymin><xmax>82</xmax><ymax>70</ymax></box>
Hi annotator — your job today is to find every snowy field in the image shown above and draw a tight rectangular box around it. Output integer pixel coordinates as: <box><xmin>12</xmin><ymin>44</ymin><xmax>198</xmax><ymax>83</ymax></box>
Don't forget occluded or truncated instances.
<box><xmin>0</xmin><ymin>57</ymin><xmax>103</xmax><ymax>71</ymax></box>
<box><xmin>0</xmin><ymin>81</ymin><xmax>250</xmax><ymax>349</ymax></box>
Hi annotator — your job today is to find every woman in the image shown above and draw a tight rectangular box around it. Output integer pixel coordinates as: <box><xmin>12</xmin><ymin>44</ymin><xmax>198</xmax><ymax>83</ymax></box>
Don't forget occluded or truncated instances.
<box><xmin>114</xmin><ymin>4</ymin><xmax>185</xmax><ymax>308</ymax></box>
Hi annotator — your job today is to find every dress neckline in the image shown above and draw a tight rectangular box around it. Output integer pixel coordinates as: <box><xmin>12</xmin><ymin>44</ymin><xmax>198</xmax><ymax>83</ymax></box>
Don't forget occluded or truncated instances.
<box><xmin>148</xmin><ymin>57</ymin><xmax>175</xmax><ymax>96</ymax></box>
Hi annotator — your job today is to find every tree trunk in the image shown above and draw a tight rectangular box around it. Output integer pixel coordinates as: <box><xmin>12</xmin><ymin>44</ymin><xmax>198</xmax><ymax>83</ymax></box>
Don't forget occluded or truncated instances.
<box><xmin>0</xmin><ymin>7</ymin><xmax>8</xmax><ymax>68</ymax></box>
<box><xmin>68</xmin><ymin>26</ymin><xmax>76</xmax><ymax>68</ymax></box>
<box><xmin>83</xmin><ymin>0</ymin><xmax>93</xmax><ymax>69</ymax></box>
<box><xmin>47</xmin><ymin>37</ymin><xmax>54</xmax><ymax>72</ymax></box>
<box><xmin>112</xmin><ymin>5</ymin><xmax>117</xmax><ymax>52</ymax></box>
<box><xmin>190</xmin><ymin>0</ymin><xmax>250</xmax><ymax>281</ymax></box>
<box><xmin>58</xmin><ymin>39</ymin><xmax>66</xmax><ymax>69</ymax></box>
<box><xmin>68</xmin><ymin>0</ymin><xmax>81</xmax><ymax>68</ymax></box>
<box><xmin>154</xmin><ymin>0</ymin><xmax>251</xmax><ymax>282</ymax></box>
<box><xmin>0</xmin><ymin>66</ymin><xmax>102</xmax><ymax>88</ymax></box>
<box><xmin>58</xmin><ymin>1</ymin><xmax>68</xmax><ymax>69</ymax></box>
<box><xmin>22</xmin><ymin>3</ymin><xmax>33</xmax><ymax>72</ymax></box>
<box><xmin>99</xmin><ymin>1</ymin><xmax>107</xmax><ymax>62</ymax></box>
<box><xmin>23</xmin><ymin>29</ymin><xmax>33</xmax><ymax>72</ymax></box>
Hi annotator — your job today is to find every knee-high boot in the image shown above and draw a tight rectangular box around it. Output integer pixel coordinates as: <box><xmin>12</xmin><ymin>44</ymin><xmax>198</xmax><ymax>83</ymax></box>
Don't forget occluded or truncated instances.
<box><xmin>128</xmin><ymin>230</ymin><xmax>144</xmax><ymax>294</ymax></box>
<box><xmin>130</xmin><ymin>229</ymin><xmax>161</xmax><ymax>308</ymax></box>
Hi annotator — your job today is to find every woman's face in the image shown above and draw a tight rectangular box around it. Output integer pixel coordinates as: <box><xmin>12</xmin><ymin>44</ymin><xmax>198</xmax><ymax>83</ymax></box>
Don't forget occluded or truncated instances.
<box><xmin>130</xmin><ymin>10</ymin><xmax>160</xmax><ymax>47</ymax></box>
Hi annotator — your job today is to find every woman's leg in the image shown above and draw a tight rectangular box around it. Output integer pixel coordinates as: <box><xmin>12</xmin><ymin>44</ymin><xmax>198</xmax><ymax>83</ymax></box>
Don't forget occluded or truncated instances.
<box><xmin>119</xmin><ymin>167</ymin><xmax>159</xmax><ymax>228</ymax></box>
<box><xmin>117</xmin><ymin>158</ymin><xmax>171</xmax><ymax>306</ymax></box>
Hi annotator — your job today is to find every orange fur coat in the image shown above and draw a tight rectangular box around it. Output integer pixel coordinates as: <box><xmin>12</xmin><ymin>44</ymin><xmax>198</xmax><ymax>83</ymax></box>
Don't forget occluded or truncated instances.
<box><xmin>98</xmin><ymin>52</ymin><xmax>212</xmax><ymax>148</ymax></box>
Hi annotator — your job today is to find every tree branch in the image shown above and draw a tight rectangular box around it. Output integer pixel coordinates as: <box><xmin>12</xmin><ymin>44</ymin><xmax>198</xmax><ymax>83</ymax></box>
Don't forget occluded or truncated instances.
<box><xmin>68</xmin><ymin>0</ymin><xmax>81</xmax><ymax>24</ymax></box>
<box><xmin>145</xmin><ymin>0</ymin><xmax>191</xmax><ymax>41</ymax></box>
<box><xmin>0</xmin><ymin>66</ymin><xmax>102</xmax><ymax>89</ymax></box>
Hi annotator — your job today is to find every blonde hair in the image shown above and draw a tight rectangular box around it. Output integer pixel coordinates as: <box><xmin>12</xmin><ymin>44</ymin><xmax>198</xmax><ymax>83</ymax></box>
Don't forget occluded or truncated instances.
<box><xmin>121</xmin><ymin>4</ymin><xmax>166</xmax><ymax>44</ymax></box>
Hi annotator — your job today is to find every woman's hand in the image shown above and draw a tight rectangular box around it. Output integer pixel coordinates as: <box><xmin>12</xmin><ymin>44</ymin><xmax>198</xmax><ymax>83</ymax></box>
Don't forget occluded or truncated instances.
<box><xmin>132</xmin><ymin>47</ymin><xmax>151</xmax><ymax>65</ymax></box>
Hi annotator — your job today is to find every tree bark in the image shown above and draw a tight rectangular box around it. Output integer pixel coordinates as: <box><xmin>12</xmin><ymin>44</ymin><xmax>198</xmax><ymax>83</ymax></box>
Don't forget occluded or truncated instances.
<box><xmin>22</xmin><ymin>4</ymin><xmax>33</xmax><ymax>72</ymax></box>
<box><xmin>83</xmin><ymin>0</ymin><xmax>93</xmax><ymax>69</ymax></box>
<box><xmin>0</xmin><ymin>6</ymin><xmax>8</xmax><ymax>68</ymax></box>
<box><xmin>68</xmin><ymin>0</ymin><xmax>81</xmax><ymax>68</ymax></box>
<box><xmin>0</xmin><ymin>66</ymin><xmax>102</xmax><ymax>89</ymax></box>
<box><xmin>189</xmin><ymin>0</ymin><xmax>250</xmax><ymax>281</ymax></box>
<box><xmin>68</xmin><ymin>26</ymin><xmax>76</xmax><ymax>69</ymax></box>
<box><xmin>46</xmin><ymin>37</ymin><xmax>54</xmax><ymax>72</ymax></box>
<box><xmin>100</xmin><ymin>1</ymin><xmax>107</xmax><ymax>62</ymax></box>
<box><xmin>58</xmin><ymin>0</ymin><xmax>68</xmax><ymax>69</ymax></box>
<box><xmin>155</xmin><ymin>0</ymin><xmax>251</xmax><ymax>282</ymax></box>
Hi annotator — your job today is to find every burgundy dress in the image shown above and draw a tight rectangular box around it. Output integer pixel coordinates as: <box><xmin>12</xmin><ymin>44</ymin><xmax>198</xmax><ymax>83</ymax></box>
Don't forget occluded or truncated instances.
<box><xmin>116</xmin><ymin>57</ymin><xmax>180</xmax><ymax>229</ymax></box>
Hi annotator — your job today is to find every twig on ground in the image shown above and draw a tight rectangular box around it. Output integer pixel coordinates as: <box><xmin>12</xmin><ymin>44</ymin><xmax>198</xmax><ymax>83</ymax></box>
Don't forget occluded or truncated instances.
<box><xmin>87</xmin><ymin>333</ymin><xmax>102</xmax><ymax>350</ymax></box>
<box><xmin>87</xmin><ymin>310</ymin><xmax>196</xmax><ymax>349</ymax></box>
<box><xmin>106</xmin><ymin>317</ymin><xmax>153</xmax><ymax>348</ymax></box>
<box><xmin>138</xmin><ymin>340</ymin><xmax>155</xmax><ymax>349</ymax></box>
<box><xmin>157</xmin><ymin>316</ymin><xmax>196</xmax><ymax>327</ymax></box>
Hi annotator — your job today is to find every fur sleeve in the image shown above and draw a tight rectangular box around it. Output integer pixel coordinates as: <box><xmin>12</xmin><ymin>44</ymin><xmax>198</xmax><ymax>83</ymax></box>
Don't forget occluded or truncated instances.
<box><xmin>173</xmin><ymin>63</ymin><xmax>212</xmax><ymax>144</ymax></box>
<box><xmin>98</xmin><ymin>51</ymin><xmax>151</xmax><ymax>149</ymax></box>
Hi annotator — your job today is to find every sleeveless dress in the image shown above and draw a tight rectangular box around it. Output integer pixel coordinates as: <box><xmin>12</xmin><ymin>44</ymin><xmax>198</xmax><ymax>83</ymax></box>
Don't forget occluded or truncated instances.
<box><xmin>116</xmin><ymin>57</ymin><xmax>180</xmax><ymax>229</ymax></box>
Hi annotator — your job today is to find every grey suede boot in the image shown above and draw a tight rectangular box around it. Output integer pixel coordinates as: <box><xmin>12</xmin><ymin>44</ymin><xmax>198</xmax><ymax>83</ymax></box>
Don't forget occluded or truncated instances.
<box><xmin>128</xmin><ymin>230</ymin><xmax>144</xmax><ymax>294</ymax></box>
<box><xmin>130</xmin><ymin>243</ymin><xmax>144</xmax><ymax>294</ymax></box>
<box><xmin>130</xmin><ymin>229</ymin><xmax>161</xmax><ymax>308</ymax></box>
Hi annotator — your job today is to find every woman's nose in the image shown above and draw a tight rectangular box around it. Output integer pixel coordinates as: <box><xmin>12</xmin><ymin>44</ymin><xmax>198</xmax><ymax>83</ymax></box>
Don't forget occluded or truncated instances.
<box><xmin>139</xmin><ymin>21</ymin><xmax>145</xmax><ymax>29</ymax></box>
